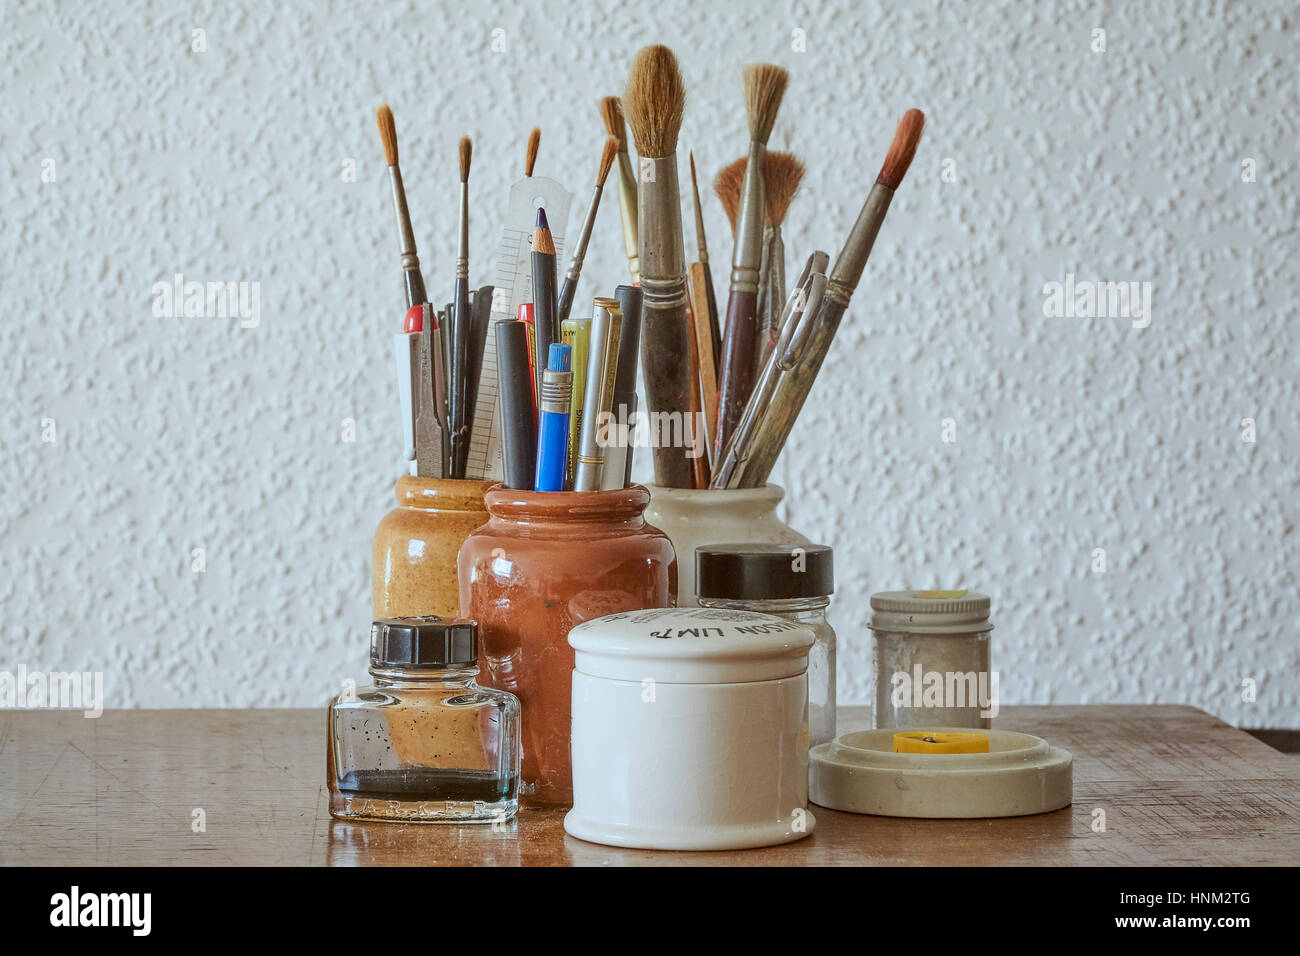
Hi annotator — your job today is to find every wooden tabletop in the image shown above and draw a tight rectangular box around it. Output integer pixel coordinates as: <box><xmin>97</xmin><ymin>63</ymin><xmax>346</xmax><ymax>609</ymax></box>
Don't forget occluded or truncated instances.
<box><xmin>1</xmin><ymin>705</ymin><xmax>1295</xmax><ymax>866</ymax></box>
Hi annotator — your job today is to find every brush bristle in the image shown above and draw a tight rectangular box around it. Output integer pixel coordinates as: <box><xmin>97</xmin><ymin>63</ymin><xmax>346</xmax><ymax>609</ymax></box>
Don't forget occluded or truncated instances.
<box><xmin>623</xmin><ymin>45</ymin><xmax>685</xmax><ymax>158</ymax></box>
<box><xmin>598</xmin><ymin>136</ymin><xmax>618</xmax><ymax>186</ymax></box>
<box><xmin>713</xmin><ymin>157</ymin><xmax>746</xmax><ymax>234</ymax></box>
<box><xmin>459</xmin><ymin>136</ymin><xmax>472</xmax><ymax>181</ymax></box>
<box><xmin>599</xmin><ymin>97</ymin><xmax>626</xmax><ymax>148</ymax></box>
<box><xmin>689</xmin><ymin>150</ymin><xmax>698</xmax><ymax>191</ymax></box>
<box><xmin>376</xmin><ymin>104</ymin><xmax>398</xmax><ymax>166</ymax></box>
<box><xmin>743</xmin><ymin>64</ymin><xmax>789</xmax><ymax>144</ymax></box>
<box><xmin>762</xmin><ymin>151</ymin><xmax>804</xmax><ymax>227</ymax></box>
<box><xmin>525</xmin><ymin>127</ymin><xmax>540</xmax><ymax>177</ymax></box>
<box><xmin>877</xmin><ymin>108</ymin><xmax>925</xmax><ymax>190</ymax></box>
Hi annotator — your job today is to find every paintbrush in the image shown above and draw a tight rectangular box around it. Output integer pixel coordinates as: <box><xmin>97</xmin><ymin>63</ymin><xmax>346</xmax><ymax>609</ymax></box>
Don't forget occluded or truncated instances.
<box><xmin>688</xmin><ymin>150</ymin><xmax>722</xmax><ymax>365</ymax></box>
<box><xmin>714</xmin><ymin>64</ymin><xmax>789</xmax><ymax>462</ymax></box>
<box><xmin>624</xmin><ymin>44</ymin><xmax>694</xmax><ymax>488</ymax></box>
<box><xmin>755</xmin><ymin>151</ymin><xmax>805</xmax><ymax>372</ymax></box>
<box><xmin>729</xmin><ymin>108</ymin><xmax>925</xmax><ymax>488</ymax></box>
<box><xmin>448</xmin><ymin>135</ymin><xmax>473</xmax><ymax>478</ymax></box>
<box><xmin>525</xmin><ymin>126</ymin><xmax>540</xmax><ymax>177</ymax></box>
<box><xmin>557</xmin><ymin>137</ymin><xmax>618</xmax><ymax>325</ymax></box>
<box><xmin>714</xmin><ymin>156</ymin><xmax>744</xmax><ymax>235</ymax></box>
<box><xmin>376</xmin><ymin>104</ymin><xmax>427</xmax><ymax>309</ymax></box>
<box><xmin>600</xmin><ymin>97</ymin><xmax>640</xmax><ymax>285</ymax></box>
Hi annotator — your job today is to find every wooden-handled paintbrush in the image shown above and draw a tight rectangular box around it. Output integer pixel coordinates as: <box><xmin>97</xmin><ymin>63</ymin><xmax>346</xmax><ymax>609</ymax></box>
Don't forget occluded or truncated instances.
<box><xmin>688</xmin><ymin>150</ymin><xmax>721</xmax><ymax>372</ymax></box>
<box><xmin>756</xmin><ymin>151</ymin><xmax>805</xmax><ymax>372</ymax></box>
<box><xmin>624</xmin><ymin>44</ymin><xmax>694</xmax><ymax>488</ymax></box>
<box><xmin>601</xmin><ymin>97</ymin><xmax>640</xmax><ymax>285</ymax></box>
<box><xmin>714</xmin><ymin>64</ymin><xmax>789</xmax><ymax>461</ymax></box>
<box><xmin>731</xmin><ymin>108</ymin><xmax>926</xmax><ymax>488</ymax></box>
<box><xmin>448</xmin><ymin>135</ymin><xmax>473</xmax><ymax>477</ymax></box>
<box><xmin>376</xmin><ymin>104</ymin><xmax>427</xmax><ymax>309</ymax></box>
<box><xmin>557</xmin><ymin>136</ymin><xmax>619</xmax><ymax>325</ymax></box>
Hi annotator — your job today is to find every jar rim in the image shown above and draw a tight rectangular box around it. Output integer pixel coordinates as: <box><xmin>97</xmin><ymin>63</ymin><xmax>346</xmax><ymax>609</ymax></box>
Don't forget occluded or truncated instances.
<box><xmin>396</xmin><ymin>475</ymin><xmax>494</xmax><ymax>512</ymax></box>
<box><xmin>645</xmin><ymin>482</ymin><xmax>785</xmax><ymax>504</ymax></box>
<box><xmin>484</xmin><ymin>482</ymin><xmax>651</xmax><ymax>520</ymax></box>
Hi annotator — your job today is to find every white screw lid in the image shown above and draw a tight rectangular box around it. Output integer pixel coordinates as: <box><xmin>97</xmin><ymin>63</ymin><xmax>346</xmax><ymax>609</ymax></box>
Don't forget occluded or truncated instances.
<box><xmin>869</xmin><ymin>590</ymin><xmax>992</xmax><ymax>634</ymax></box>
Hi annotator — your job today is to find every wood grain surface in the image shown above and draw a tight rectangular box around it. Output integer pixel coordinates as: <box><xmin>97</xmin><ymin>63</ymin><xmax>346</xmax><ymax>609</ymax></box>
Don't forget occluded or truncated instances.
<box><xmin>1</xmin><ymin>705</ymin><xmax>1295</xmax><ymax>866</ymax></box>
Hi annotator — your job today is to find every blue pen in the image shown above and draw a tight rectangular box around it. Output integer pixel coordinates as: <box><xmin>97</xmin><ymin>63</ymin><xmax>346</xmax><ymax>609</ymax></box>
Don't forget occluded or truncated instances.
<box><xmin>534</xmin><ymin>343</ymin><xmax>573</xmax><ymax>491</ymax></box>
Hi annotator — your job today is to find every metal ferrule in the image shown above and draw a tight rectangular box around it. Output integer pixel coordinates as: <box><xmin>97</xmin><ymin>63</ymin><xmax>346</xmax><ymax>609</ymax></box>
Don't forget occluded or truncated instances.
<box><xmin>729</xmin><ymin>141</ymin><xmax>766</xmax><ymax>293</ymax></box>
<box><xmin>574</xmin><ymin>302</ymin><xmax>617</xmax><ymax>491</ymax></box>
<box><xmin>388</xmin><ymin>167</ymin><xmax>420</xmax><ymax>270</ymax></box>
<box><xmin>636</xmin><ymin>155</ymin><xmax>687</xmax><ymax>309</ymax></box>
<box><xmin>615</xmin><ymin>147</ymin><xmax>640</xmax><ymax>283</ymax></box>
<box><xmin>455</xmin><ymin>182</ymin><xmax>469</xmax><ymax>278</ymax></box>
<box><xmin>565</xmin><ymin>183</ymin><xmax>603</xmax><ymax>283</ymax></box>
<box><xmin>825</xmin><ymin>182</ymin><xmax>895</xmax><ymax>305</ymax></box>
<box><xmin>539</xmin><ymin>368</ymin><xmax>572</xmax><ymax>415</ymax></box>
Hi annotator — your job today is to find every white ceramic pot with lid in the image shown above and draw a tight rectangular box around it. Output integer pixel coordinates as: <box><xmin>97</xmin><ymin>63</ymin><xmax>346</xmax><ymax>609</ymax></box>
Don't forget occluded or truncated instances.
<box><xmin>564</xmin><ymin>607</ymin><xmax>816</xmax><ymax>850</ymax></box>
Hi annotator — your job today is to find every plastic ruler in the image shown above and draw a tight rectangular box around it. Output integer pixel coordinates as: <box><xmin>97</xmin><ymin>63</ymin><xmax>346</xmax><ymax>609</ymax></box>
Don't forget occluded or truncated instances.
<box><xmin>464</xmin><ymin>175</ymin><xmax>572</xmax><ymax>481</ymax></box>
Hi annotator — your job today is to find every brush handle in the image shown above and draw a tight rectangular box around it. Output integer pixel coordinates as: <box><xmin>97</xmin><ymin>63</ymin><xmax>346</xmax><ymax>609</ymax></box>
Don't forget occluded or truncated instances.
<box><xmin>450</xmin><ymin>279</ymin><xmax>472</xmax><ymax>477</ymax></box>
<box><xmin>733</xmin><ymin>295</ymin><xmax>845</xmax><ymax>488</ymax></box>
<box><xmin>701</xmin><ymin>264</ymin><xmax>721</xmax><ymax>367</ymax></box>
<box><xmin>404</xmin><ymin>271</ymin><xmax>426</xmax><ymax>311</ymax></box>
<box><xmin>639</xmin><ymin>300</ymin><xmax>695</xmax><ymax>488</ymax></box>
<box><xmin>714</xmin><ymin>289</ymin><xmax>758</xmax><ymax>460</ymax></box>
<box><xmin>555</xmin><ymin>276</ymin><xmax>577</xmax><ymax>327</ymax></box>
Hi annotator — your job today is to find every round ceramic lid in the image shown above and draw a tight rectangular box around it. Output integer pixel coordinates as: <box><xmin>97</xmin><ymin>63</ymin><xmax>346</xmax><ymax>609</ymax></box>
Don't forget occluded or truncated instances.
<box><xmin>568</xmin><ymin>607</ymin><xmax>814</xmax><ymax>684</ymax></box>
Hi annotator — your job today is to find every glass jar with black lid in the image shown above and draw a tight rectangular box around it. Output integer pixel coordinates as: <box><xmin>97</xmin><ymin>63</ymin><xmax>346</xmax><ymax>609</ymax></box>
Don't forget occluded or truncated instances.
<box><xmin>696</xmin><ymin>543</ymin><xmax>836</xmax><ymax>747</ymax></box>
<box><xmin>327</xmin><ymin>616</ymin><xmax>521</xmax><ymax>823</ymax></box>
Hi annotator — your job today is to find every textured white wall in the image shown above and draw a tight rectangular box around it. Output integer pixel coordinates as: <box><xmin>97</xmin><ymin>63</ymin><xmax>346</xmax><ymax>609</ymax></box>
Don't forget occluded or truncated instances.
<box><xmin>1</xmin><ymin>0</ymin><xmax>1295</xmax><ymax>724</ymax></box>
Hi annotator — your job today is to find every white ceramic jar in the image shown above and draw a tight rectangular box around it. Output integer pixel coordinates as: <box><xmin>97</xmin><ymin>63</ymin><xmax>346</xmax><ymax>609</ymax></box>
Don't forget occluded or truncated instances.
<box><xmin>644</xmin><ymin>484</ymin><xmax>809</xmax><ymax>606</ymax></box>
<box><xmin>565</xmin><ymin>607</ymin><xmax>816</xmax><ymax>851</ymax></box>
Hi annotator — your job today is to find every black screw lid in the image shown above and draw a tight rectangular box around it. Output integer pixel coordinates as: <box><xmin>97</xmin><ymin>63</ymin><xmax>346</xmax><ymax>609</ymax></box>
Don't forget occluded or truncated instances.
<box><xmin>370</xmin><ymin>616</ymin><xmax>478</xmax><ymax>668</ymax></box>
<box><xmin>696</xmin><ymin>543</ymin><xmax>834</xmax><ymax>601</ymax></box>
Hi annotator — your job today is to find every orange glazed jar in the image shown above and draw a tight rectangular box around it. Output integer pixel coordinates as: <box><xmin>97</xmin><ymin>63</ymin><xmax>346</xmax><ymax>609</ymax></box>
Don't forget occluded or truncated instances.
<box><xmin>458</xmin><ymin>484</ymin><xmax>676</xmax><ymax>807</ymax></box>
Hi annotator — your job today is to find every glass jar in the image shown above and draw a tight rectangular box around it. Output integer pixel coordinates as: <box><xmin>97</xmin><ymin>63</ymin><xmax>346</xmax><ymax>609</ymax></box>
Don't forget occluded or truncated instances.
<box><xmin>695</xmin><ymin>543</ymin><xmax>837</xmax><ymax>748</ymax></box>
<box><xmin>870</xmin><ymin>590</ymin><xmax>993</xmax><ymax>730</ymax></box>
<box><xmin>458</xmin><ymin>484</ymin><xmax>676</xmax><ymax>807</ymax></box>
<box><xmin>645</xmin><ymin>483</ymin><xmax>810</xmax><ymax>606</ymax></box>
<box><xmin>372</xmin><ymin>476</ymin><xmax>493</xmax><ymax>619</ymax></box>
<box><xmin>327</xmin><ymin>616</ymin><xmax>521</xmax><ymax>823</ymax></box>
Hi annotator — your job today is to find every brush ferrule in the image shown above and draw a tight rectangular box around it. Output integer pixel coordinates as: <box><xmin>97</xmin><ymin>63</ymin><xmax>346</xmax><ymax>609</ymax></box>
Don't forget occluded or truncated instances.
<box><xmin>729</xmin><ymin>141</ymin><xmax>766</xmax><ymax>293</ymax></box>
<box><xmin>615</xmin><ymin>148</ymin><xmax>641</xmax><ymax>283</ymax></box>
<box><xmin>455</xmin><ymin>182</ymin><xmax>469</xmax><ymax>278</ymax></box>
<box><xmin>566</xmin><ymin>183</ymin><xmax>603</xmax><ymax>283</ymax></box>
<box><xmin>636</xmin><ymin>155</ymin><xmax>686</xmax><ymax>307</ymax></box>
<box><xmin>388</xmin><ymin>167</ymin><xmax>419</xmax><ymax>265</ymax></box>
<box><xmin>827</xmin><ymin>183</ymin><xmax>894</xmax><ymax>303</ymax></box>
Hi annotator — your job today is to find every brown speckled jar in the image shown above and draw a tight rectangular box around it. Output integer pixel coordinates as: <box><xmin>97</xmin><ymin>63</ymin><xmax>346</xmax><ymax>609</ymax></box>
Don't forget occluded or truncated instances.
<box><xmin>372</xmin><ymin>476</ymin><xmax>494</xmax><ymax>619</ymax></box>
<box><xmin>458</xmin><ymin>484</ymin><xmax>676</xmax><ymax>807</ymax></box>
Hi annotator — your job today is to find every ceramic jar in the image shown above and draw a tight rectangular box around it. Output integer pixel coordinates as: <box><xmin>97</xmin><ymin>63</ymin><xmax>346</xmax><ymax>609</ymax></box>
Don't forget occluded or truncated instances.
<box><xmin>565</xmin><ymin>607</ymin><xmax>816</xmax><ymax>850</ymax></box>
<box><xmin>457</xmin><ymin>484</ymin><xmax>676</xmax><ymax>807</ymax></box>
<box><xmin>372</xmin><ymin>476</ymin><xmax>493</xmax><ymax>619</ymax></box>
<box><xmin>644</xmin><ymin>483</ymin><xmax>809</xmax><ymax>606</ymax></box>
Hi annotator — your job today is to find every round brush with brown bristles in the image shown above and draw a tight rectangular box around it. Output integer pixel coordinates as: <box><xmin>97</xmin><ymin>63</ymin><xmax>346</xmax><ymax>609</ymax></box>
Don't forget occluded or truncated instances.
<box><xmin>624</xmin><ymin>44</ymin><xmax>695</xmax><ymax>488</ymax></box>
<box><xmin>600</xmin><ymin>97</ymin><xmax>640</xmax><ymax>284</ymax></box>
<box><xmin>725</xmin><ymin>108</ymin><xmax>926</xmax><ymax>489</ymax></box>
<box><xmin>713</xmin><ymin>157</ymin><xmax>745</xmax><ymax>235</ymax></box>
<box><xmin>715</xmin><ymin>63</ymin><xmax>789</xmax><ymax>462</ymax></box>
<box><xmin>557</xmin><ymin>136</ymin><xmax>619</xmax><ymax>325</ymax></box>
<box><xmin>376</xmin><ymin>104</ymin><xmax>427</xmax><ymax>309</ymax></box>
<box><xmin>525</xmin><ymin>126</ymin><xmax>540</xmax><ymax>177</ymax></box>
<box><xmin>755</xmin><ymin>151</ymin><xmax>805</xmax><ymax>371</ymax></box>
